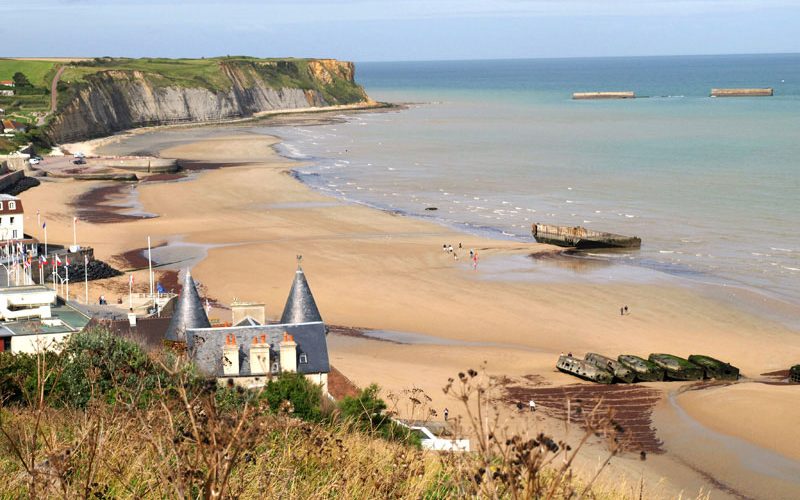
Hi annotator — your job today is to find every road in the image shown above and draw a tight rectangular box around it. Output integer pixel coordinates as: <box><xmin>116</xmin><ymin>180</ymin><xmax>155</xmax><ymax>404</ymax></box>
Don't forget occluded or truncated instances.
<box><xmin>37</xmin><ymin>65</ymin><xmax>66</xmax><ymax>126</ymax></box>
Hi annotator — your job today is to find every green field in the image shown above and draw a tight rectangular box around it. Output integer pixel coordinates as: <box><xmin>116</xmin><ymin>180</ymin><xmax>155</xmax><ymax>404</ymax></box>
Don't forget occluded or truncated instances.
<box><xmin>0</xmin><ymin>59</ymin><xmax>58</xmax><ymax>87</ymax></box>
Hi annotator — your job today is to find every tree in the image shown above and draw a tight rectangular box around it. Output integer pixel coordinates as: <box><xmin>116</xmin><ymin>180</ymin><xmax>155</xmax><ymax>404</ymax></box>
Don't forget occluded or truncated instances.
<box><xmin>12</xmin><ymin>72</ymin><xmax>32</xmax><ymax>88</ymax></box>
<box><xmin>264</xmin><ymin>372</ymin><xmax>323</xmax><ymax>421</ymax></box>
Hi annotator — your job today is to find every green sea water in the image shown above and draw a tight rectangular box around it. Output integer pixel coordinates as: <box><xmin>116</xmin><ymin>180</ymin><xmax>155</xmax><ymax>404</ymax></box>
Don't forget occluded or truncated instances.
<box><xmin>269</xmin><ymin>55</ymin><xmax>800</xmax><ymax>305</ymax></box>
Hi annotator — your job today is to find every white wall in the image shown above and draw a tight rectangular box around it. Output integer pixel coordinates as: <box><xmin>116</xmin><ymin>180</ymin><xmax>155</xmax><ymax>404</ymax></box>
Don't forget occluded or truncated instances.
<box><xmin>11</xmin><ymin>332</ymin><xmax>70</xmax><ymax>354</ymax></box>
<box><xmin>305</xmin><ymin>372</ymin><xmax>328</xmax><ymax>395</ymax></box>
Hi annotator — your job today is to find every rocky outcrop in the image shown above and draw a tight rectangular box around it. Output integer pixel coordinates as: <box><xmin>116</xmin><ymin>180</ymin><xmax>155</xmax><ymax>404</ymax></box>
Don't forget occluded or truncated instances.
<box><xmin>48</xmin><ymin>59</ymin><xmax>372</xmax><ymax>144</ymax></box>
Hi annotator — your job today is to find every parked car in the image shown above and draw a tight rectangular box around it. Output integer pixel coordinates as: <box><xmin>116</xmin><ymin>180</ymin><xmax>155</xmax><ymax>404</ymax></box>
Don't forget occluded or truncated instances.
<box><xmin>73</xmin><ymin>152</ymin><xmax>86</xmax><ymax>159</ymax></box>
<box><xmin>73</xmin><ymin>158</ymin><xmax>86</xmax><ymax>165</ymax></box>
<box><xmin>28</xmin><ymin>158</ymin><xmax>40</xmax><ymax>165</ymax></box>
<box><xmin>409</xmin><ymin>426</ymin><xmax>470</xmax><ymax>452</ymax></box>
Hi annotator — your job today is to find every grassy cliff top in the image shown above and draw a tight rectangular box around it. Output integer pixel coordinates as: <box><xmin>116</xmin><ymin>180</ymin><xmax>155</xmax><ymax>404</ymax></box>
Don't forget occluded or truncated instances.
<box><xmin>0</xmin><ymin>59</ymin><xmax>60</xmax><ymax>87</ymax></box>
<box><xmin>56</xmin><ymin>56</ymin><xmax>353</xmax><ymax>91</ymax></box>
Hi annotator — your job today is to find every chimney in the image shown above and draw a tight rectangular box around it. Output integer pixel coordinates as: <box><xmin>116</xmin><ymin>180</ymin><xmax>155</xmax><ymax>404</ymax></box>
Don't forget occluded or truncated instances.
<box><xmin>222</xmin><ymin>334</ymin><xmax>240</xmax><ymax>376</ymax></box>
<box><xmin>249</xmin><ymin>335</ymin><xmax>271</xmax><ymax>376</ymax></box>
<box><xmin>231</xmin><ymin>301</ymin><xmax>266</xmax><ymax>325</ymax></box>
<box><xmin>279</xmin><ymin>332</ymin><xmax>297</xmax><ymax>373</ymax></box>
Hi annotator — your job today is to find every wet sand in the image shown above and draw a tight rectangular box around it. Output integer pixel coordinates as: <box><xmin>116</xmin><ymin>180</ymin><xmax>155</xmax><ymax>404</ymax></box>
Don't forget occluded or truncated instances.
<box><xmin>20</xmin><ymin>130</ymin><xmax>800</xmax><ymax>499</ymax></box>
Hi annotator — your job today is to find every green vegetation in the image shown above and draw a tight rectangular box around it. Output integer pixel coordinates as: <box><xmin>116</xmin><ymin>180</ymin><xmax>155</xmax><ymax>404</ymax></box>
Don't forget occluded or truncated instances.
<box><xmin>56</xmin><ymin>56</ymin><xmax>368</xmax><ymax>103</ymax></box>
<box><xmin>0</xmin><ymin>329</ymin><xmax>629</xmax><ymax>498</ymax></box>
<box><xmin>0</xmin><ymin>59</ymin><xmax>58</xmax><ymax>87</ymax></box>
<box><xmin>0</xmin><ymin>60</ymin><xmax>57</xmax><ymax>123</ymax></box>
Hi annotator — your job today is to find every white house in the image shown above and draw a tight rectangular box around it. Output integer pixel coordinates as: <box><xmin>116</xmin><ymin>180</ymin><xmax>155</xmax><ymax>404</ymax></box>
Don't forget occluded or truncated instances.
<box><xmin>0</xmin><ymin>285</ymin><xmax>91</xmax><ymax>353</ymax></box>
<box><xmin>0</xmin><ymin>194</ymin><xmax>24</xmax><ymax>240</ymax></box>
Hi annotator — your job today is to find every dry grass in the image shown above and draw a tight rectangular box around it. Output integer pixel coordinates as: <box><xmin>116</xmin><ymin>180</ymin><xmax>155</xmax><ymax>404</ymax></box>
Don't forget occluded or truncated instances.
<box><xmin>0</xmin><ymin>351</ymin><xmax>684</xmax><ymax>499</ymax></box>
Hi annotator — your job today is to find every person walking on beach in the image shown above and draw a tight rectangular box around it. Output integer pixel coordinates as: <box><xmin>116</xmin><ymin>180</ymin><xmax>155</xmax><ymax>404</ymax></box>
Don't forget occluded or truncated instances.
<box><xmin>444</xmin><ymin>408</ymin><xmax>449</xmax><ymax>421</ymax></box>
<box><xmin>529</xmin><ymin>400</ymin><xmax>536</xmax><ymax>412</ymax></box>
<box><xmin>624</xmin><ymin>305</ymin><xmax>629</xmax><ymax>314</ymax></box>
<box><xmin>448</xmin><ymin>245</ymin><xmax>454</xmax><ymax>253</ymax></box>
<box><xmin>472</xmin><ymin>252</ymin><xmax>479</xmax><ymax>270</ymax></box>
<box><xmin>620</xmin><ymin>307</ymin><xmax>624</xmax><ymax>316</ymax></box>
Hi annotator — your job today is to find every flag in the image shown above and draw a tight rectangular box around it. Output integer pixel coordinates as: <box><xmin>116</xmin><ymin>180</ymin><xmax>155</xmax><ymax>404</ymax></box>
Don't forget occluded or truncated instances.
<box><xmin>129</xmin><ymin>274</ymin><xmax>134</xmax><ymax>285</ymax></box>
<box><xmin>65</xmin><ymin>257</ymin><xmax>70</xmax><ymax>267</ymax></box>
<box><xmin>84</xmin><ymin>255</ymin><xmax>88</xmax><ymax>266</ymax></box>
<box><xmin>55</xmin><ymin>254</ymin><xmax>62</xmax><ymax>265</ymax></box>
<box><xmin>42</xmin><ymin>221</ymin><xmax>46</xmax><ymax>229</ymax></box>
<box><xmin>156</xmin><ymin>282</ymin><xmax>165</xmax><ymax>294</ymax></box>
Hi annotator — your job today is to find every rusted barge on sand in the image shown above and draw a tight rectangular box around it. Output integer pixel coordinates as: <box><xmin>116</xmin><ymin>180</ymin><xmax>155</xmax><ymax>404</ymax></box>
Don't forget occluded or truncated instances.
<box><xmin>532</xmin><ymin>223</ymin><xmax>641</xmax><ymax>249</ymax></box>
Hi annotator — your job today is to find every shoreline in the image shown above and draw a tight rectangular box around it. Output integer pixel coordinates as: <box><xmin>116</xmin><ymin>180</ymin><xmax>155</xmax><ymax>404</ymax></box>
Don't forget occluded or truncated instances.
<box><xmin>58</xmin><ymin>100</ymin><xmax>394</xmax><ymax>157</ymax></box>
<box><xmin>21</xmin><ymin>126</ymin><xmax>800</xmax><ymax>499</ymax></box>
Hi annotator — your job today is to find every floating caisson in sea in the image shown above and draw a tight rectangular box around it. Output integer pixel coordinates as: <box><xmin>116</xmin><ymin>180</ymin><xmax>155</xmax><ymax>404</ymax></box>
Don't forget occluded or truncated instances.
<box><xmin>710</xmin><ymin>88</ymin><xmax>773</xmax><ymax>97</ymax></box>
<box><xmin>584</xmin><ymin>353</ymin><xmax>636</xmax><ymax>383</ymax></box>
<box><xmin>648</xmin><ymin>354</ymin><xmax>704</xmax><ymax>381</ymax></box>
<box><xmin>687</xmin><ymin>355</ymin><xmax>739</xmax><ymax>380</ymax></box>
<box><xmin>572</xmin><ymin>91</ymin><xmax>636</xmax><ymax>100</ymax></box>
<box><xmin>532</xmin><ymin>224</ymin><xmax>641</xmax><ymax>249</ymax></box>
<box><xmin>556</xmin><ymin>355</ymin><xmax>613</xmax><ymax>384</ymax></box>
<box><xmin>617</xmin><ymin>355</ymin><xmax>665</xmax><ymax>382</ymax></box>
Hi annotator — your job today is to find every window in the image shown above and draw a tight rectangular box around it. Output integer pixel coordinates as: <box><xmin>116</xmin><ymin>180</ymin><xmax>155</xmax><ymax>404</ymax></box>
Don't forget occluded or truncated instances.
<box><xmin>271</xmin><ymin>362</ymin><xmax>280</xmax><ymax>374</ymax></box>
<box><xmin>7</xmin><ymin>201</ymin><xmax>14</xmax><ymax>210</ymax></box>
<box><xmin>9</xmin><ymin>217</ymin><xmax>13</xmax><ymax>224</ymax></box>
<box><xmin>12</xmin><ymin>230</ymin><xmax>17</xmax><ymax>239</ymax></box>
<box><xmin>299</xmin><ymin>353</ymin><xmax>308</xmax><ymax>364</ymax></box>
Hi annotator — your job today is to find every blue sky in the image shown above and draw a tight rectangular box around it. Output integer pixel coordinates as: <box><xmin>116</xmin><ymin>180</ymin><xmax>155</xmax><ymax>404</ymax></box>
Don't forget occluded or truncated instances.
<box><xmin>2</xmin><ymin>1</ymin><xmax>799</xmax><ymax>61</ymax></box>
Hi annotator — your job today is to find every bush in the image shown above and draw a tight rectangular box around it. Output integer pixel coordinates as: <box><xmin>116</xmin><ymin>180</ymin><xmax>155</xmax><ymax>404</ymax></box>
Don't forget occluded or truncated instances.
<box><xmin>338</xmin><ymin>384</ymin><xmax>418</xmax><ymax>444</ymax></box>
<box><xmin>56</xmin><ymin>328</ymin><xmax>171</xmax><ymax>408</ymax></box>
<box><xmin>264</xmin><ymin>371</ymin><xmax>322</xmax><ymax>421</ymax></box>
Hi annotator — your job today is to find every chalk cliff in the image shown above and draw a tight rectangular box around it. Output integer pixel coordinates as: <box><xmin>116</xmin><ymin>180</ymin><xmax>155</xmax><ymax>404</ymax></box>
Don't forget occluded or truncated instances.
<box><xmin>47</xmin><ymin>58</ymin><xmax>373</xmax><ymax>143</ymax></box>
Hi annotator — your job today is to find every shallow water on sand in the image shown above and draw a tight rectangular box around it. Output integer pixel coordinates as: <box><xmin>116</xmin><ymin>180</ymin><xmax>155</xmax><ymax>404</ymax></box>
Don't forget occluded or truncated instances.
<box><xmin>258</xmin><ymin>55</ymin><xmax>800</xmax><ymax>307</ymax></box>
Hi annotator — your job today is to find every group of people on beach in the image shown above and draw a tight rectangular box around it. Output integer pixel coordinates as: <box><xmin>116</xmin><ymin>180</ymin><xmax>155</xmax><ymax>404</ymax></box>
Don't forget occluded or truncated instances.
<box><xmin>442</xmin><ymin>242</ymin><xmax>479</xmax><ymax>270</ymax></box>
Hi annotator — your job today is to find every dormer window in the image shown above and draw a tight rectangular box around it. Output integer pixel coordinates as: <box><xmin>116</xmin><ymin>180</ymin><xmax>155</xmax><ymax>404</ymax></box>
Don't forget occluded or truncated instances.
<box><xmin>271</xmin><ymin>362</ymin><xmax>280</xmax><ymax>374</ymax></box>
<box><xmin>7</xmin><ymin>202</ymin><xmax>15</xmax><ymax>210</ymax></box>
<box><xmin>299</xmin><ymin>353</ymin><xmax>308</xmax><ymax>364</ymax></box>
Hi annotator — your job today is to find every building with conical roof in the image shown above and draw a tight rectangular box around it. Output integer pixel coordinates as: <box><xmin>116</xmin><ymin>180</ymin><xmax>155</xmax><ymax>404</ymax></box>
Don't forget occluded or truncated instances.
<box><xmin>183</xmin><ymin>261</ymin><xmax>330</xmax><ymax>393</ymax></box>
<box><xmin>164</xmin><ymin>269</ymin><xmax>211</xmax><ymax>343</ymax></box>
<box><xmin>280</xmin><ymin>264</ymin><xmax>322</xmax><ymax>324</ymax></box>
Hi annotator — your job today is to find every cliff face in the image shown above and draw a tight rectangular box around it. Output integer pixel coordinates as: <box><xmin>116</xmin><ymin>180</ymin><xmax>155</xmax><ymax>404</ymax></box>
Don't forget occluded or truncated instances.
<box><xmin>48</xmin><ymin>59</ymin><xmax>371</xmax><ymax>144</ymax></box>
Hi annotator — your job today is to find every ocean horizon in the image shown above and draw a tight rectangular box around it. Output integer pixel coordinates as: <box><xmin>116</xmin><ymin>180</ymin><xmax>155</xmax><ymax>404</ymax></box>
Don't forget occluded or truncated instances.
<box><xmin>260</xmin><ymin>54</ymin><xmax>800</xmax><ymax>306</ymax></box>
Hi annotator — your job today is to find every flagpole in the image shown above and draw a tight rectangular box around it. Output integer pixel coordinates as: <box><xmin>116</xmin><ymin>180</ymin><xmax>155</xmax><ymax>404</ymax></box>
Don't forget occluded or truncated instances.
<box><xmin>65</xmin><ymin>263</ymin><xmax>69</xmax><ymax>301</ymax></box>
<box><xmin>72</xmin><ymin>217</ymin><xmax>77</xmax><ymax>249</ymax></box>
<box><xmin>84</xmin><ymin>255</ymin><xmax>88</xmax><ymax>305</ymax></box>
<box><xmin>147</xmin><ymin>236</ymin><xmax>153</xmax><ymax>299</ymax></box>
<box><xmin>43</xmin><ymin>223</ymin><xmax>47</xmax><ymax>258</ymax></box>
<box><xmin>129</xmin><ymin>275</ymin><xmax>133</xmax><ymax>311</ymax></box>
<box><xmin>36</xmin><ymin>209</ymin><xmax>40</xmax><ymax>228</ymax></box>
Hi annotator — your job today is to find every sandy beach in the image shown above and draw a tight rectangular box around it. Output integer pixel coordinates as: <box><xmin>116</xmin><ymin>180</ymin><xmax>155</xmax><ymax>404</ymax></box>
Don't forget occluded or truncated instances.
<box><xmin>18</xmin><ymin>129</ymin><xmax>800</xmax><ymax>499</ymax></box>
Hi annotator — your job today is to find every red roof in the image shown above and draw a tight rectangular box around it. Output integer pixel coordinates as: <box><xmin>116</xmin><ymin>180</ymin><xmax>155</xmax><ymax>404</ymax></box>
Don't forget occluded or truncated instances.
<box><xmin>0</xmin><ymin>81</ymin><xmax>14</xmax><ymax>87</ymax></box>
<box><xmin>0</xmin><ymin>198</ymin><xmax>23</xmax><ymax>215</ymax></box>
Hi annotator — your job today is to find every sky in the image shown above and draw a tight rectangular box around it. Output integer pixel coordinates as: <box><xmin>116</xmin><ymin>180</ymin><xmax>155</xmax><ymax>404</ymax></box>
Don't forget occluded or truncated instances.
<box><xmin>2</xmin><ymin>0</ymin><xmax>799</xmax><ymax>61</ymax></box>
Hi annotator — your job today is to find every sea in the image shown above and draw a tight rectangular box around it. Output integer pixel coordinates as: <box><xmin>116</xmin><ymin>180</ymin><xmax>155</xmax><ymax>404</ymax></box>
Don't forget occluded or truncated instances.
<box><xmin>258</xmin><ymin>54</ymin><xmax>800</xmax><ymax>308</ymax></box>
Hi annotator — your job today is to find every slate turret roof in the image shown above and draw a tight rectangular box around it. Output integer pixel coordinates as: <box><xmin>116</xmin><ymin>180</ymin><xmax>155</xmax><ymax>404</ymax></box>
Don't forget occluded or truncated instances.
<box><xmin>186</xmin><ymin>321</ymin><xmax>329</xmax><ymax>376</ymax></box>
<box><xmin>165</xmin><ymin>269</ymin><xmax>211</xmax><ymax>342</ymax></box>
<box><xmin>280</xmin><ymin>265</ymin><xmax>322</xmax><ymax>325</ymax></box>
